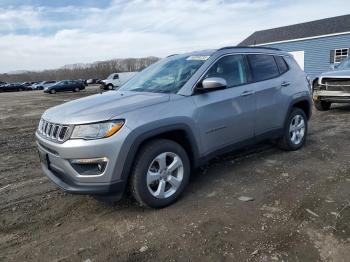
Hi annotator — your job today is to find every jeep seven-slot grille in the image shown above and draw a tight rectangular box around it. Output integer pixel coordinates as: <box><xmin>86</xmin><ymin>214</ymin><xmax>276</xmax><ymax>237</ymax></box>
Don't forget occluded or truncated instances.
<box><xmin>37</xmin><ymin>119</ymin><xmax>70</xmax><ymax>142</ymax></box>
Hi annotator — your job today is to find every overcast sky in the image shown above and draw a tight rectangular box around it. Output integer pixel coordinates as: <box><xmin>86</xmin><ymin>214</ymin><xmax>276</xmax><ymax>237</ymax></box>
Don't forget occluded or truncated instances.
<box><xmin>0</xmin><ymin>0</ymin><xmax>349</xmax><ymax>73</ymax></box>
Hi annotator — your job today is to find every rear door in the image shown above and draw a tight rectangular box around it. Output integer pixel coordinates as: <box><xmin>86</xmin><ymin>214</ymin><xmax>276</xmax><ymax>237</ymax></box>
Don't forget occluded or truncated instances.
<box><xmin>193</xmin><ymin>54</ymin><xmax>256</xmax><ymax>154</ymax></box>
<box><xmin>247</xmin><ymin>54</ymin><xmax>290</xmax><ymax>135</ymax></box>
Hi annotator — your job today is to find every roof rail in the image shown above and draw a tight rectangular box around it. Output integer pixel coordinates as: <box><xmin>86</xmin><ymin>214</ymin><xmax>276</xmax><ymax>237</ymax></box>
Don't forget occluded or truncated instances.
<box><xmin>218</xmin><ymin>46</ymin><xmax>281</xmax><ymax>51</ymax></box>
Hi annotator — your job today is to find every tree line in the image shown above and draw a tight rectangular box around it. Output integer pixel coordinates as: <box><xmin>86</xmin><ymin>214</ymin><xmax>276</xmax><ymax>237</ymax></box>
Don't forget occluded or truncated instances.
<box><xmin>0</xmin><ymin>57</ymin><xmax>160</xmax><ymax>83</ymax></box>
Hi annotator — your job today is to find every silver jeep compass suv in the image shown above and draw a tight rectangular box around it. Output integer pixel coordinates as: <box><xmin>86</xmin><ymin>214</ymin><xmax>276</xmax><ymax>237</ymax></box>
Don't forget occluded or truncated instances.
<box><xmin>36</xmin><ymin>47</ymin><xmax>312</xmax><ymax>208</ymax></box>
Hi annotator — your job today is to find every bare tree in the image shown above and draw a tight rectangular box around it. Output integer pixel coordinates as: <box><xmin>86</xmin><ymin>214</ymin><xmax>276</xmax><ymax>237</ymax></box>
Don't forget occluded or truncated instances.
<box><xmin>0</xmin><ymin>57</ymin><xmax>159</xmax><ymax>83</ymax></box>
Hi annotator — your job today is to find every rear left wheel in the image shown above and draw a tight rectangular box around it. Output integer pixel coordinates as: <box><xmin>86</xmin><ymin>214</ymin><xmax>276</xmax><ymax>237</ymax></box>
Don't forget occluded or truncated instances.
<box><xmin>130</xmin><ymin>139</ymin><xmax>190</xmax><ymax>208</ymax></box>
<box><xmin>74</xmin><ymin>87</ymin><xmax>80</xmax><ymax>92</ymax></box>
<box><xmin>278</xmin><ymin>108</ymin><xmax>308</xmax><ymax>151</ymax></box>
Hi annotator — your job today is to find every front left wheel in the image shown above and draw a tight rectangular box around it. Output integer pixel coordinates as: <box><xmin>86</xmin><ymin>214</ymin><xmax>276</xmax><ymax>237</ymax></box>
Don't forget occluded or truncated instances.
<box><xmin>130</xmin><ymin>139</ymin><xmax>190</xmax><ymax>208</ymax></box>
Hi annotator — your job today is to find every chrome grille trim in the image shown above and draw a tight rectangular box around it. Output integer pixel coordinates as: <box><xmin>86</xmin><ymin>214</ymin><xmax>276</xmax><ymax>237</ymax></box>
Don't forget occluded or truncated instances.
<box><xmin>37</xmin><ymin>119</ymin><xmax>71</xmax><ymax>143</ymax></box>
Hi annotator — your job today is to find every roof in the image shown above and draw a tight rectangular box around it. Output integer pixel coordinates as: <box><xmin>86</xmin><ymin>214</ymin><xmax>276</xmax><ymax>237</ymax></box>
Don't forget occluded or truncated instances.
<box><xmin>239</xmin><ymin>14</ymin><xmax>350</xmax><ymax>46</ymax></box>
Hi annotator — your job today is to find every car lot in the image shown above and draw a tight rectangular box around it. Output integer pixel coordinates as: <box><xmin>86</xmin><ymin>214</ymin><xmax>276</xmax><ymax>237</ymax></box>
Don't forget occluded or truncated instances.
<box><xmin>0</xmin><ymin>86</ymin><xmax>349</xmax><ymax>261</ymax></box>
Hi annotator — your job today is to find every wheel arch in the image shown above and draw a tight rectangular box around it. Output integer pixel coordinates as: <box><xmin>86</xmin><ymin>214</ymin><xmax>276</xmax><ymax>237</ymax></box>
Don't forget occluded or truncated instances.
<box><xmin>117</xmin><ymin>122</ymin><xmax>200</xmax><ymax>185</ymax></box>
<box><xmin>285</xmin><ymin>96</ymin><xmax>312</xmax><ymax>127</ymax></box>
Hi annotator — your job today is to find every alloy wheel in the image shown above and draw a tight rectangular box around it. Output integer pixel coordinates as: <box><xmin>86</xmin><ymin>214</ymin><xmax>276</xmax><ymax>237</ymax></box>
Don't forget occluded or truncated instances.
<box><xmin>146</xmin><ymin>152</ymin><xmax>184</xmax><ymax>199</ymax></box>
<box><xmin>289</xmin><ymin>114</ymin><xmax>305</xmax><ymax>145</ymax></box>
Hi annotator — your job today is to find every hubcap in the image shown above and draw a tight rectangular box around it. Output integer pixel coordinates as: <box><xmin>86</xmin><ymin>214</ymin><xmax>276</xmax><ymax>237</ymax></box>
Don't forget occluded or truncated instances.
<box><xmin>289</xmin><ymin>114</ymin><xmax>305</xmax><ymax>145</ymax></box>
<box><xmin>147</xmin><ymin>152</ymin><xmax>184</xmax><ymax>199</ymax></box>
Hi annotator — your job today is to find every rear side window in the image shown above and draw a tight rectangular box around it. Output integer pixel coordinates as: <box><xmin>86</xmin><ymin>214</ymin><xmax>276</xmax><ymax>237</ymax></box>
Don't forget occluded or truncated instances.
<box><xmin>275</xmin><ymin>56</ymin><xmax>289</xmax><ymax>74</ymax></box>
<box><xmin>248</xmin><ymin>54</ymin><xmax>279</xmax><ymax>82</ymax></box>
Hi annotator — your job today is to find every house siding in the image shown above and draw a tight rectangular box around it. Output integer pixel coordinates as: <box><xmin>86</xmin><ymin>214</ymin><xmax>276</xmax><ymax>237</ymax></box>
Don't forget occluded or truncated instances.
<box><xmin>261</xmin><ymin>33</ymin><xmax>350</xmax><ymax>78</ymax></box>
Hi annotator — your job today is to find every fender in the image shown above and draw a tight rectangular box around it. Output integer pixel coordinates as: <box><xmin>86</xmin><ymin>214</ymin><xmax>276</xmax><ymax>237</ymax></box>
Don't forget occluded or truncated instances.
<box><xmin>284</xmin><ymin>94</ymin><xmax>312</xmax><ymax>128</ymax></box>
<box><xmin>113</xmin><ymin>119</ymin><xmax>201</xmax><ymax>186</ymax></box>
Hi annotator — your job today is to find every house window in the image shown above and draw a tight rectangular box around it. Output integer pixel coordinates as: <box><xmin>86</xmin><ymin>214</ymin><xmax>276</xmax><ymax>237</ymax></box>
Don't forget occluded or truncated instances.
<box><xmin>332</xmin><ymin>48</ymin><xmax>349</xmax><ymax>64</ymax></box>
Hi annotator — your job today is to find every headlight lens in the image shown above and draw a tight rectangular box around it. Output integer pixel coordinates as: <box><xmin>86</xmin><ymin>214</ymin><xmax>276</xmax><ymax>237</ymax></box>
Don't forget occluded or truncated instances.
<box><xmin>70</xmin><ymin>120</ymin><xmax>125</xmax><ymax>140</ymax></box>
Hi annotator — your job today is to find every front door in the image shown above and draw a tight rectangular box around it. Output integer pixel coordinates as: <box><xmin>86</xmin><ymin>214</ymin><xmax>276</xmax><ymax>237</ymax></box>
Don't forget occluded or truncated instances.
<box><xmin>192</xmin><ymin>54</ymin><xmax>256</xmax><ymax>155</ymax></box>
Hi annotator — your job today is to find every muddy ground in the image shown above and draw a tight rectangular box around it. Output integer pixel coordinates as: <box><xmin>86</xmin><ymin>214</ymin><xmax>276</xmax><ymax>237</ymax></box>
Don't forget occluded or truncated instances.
<box><xmin>0</xmin><ymin>87</ymin><xmax>349</xmax><ymax>262</ymax></box>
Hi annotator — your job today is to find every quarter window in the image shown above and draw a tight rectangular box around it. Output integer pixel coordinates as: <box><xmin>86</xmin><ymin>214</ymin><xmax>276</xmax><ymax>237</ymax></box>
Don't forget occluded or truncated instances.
<box><xmin>248</xmin><ymin>54</ymin><xmax>279</xmax><ymax>82</ymax></box>
<box><xmin>274</xmin><ymin>56</ymin><xmax>289</xmax><ymax>74</ymax></box>
<box><xmin>204</xmin><ymin>55</ymin><xmax>247</xmax><ymax>88</ymax></box>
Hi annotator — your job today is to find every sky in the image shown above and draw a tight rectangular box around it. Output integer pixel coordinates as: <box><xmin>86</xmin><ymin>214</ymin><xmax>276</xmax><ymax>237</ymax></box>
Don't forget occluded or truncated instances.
<box><xmin>0</xmin><ymin>0</ymin><xmax>349</xmax><ymax>73</ymax></box>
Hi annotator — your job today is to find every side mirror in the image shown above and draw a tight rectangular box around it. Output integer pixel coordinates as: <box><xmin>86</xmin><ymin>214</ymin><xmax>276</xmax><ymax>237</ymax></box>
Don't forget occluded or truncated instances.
<box><xmin>198</xmin><ymin>77</ymin><xmax>227</xmax><ymax>92</ymax></box>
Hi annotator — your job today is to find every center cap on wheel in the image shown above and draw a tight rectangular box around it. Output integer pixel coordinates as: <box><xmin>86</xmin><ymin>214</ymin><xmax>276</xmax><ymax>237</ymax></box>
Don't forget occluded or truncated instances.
<box><xmin>160</xmin><ymin>170</ymin><xmax>167</xmax><ymax>179</ymax></box>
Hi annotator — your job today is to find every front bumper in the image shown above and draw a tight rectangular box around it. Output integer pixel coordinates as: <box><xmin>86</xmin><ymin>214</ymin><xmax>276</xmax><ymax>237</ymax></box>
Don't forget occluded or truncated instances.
<box><xmin>313</xmin><ymin>90</ymin><xmax>350</xmax><ymax>103</ymax></box>
<box><xmin>36</xmin><ymin>125</ymin><xmax>131</xmax><ymax>195</ymax></box>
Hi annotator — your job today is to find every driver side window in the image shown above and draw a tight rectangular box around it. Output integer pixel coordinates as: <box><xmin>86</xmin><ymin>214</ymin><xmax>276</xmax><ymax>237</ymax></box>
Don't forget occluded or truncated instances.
<box><xmin>204</xmin><ymin>55</ymin><xmax>248</xmax><ymax>88</ymax></box>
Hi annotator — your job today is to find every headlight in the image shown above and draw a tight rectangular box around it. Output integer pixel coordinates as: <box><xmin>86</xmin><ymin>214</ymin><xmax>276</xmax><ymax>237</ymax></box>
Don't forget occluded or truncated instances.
<box><xmin>70</xmin><ymin>120</ymin><xmax>125</xmax><ymax>140</ymax></box>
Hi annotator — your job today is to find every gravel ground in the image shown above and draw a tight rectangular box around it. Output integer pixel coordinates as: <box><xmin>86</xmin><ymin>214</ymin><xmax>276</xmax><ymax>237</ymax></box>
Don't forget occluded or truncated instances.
<box><xmin>0</xmin><ymin>87</ymin><xmax>349</xmax><ymax>262</ymax></box>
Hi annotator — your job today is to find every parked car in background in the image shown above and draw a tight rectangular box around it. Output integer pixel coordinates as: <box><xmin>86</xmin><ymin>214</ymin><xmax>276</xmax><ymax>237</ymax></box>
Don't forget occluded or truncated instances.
<box><xmin>36</xmin><ymin>81</ymin><xmax>56</xmax><ymax>90</ymax></box>
<box><xmin>313</xmin><ymin>57</ymin><xmax>350</xmax><ymax>110</ymax></box>
<box><xmin>36</xmin><ymin>47</ymin><xmax>311</xmax><ymax>208</ymax></box>
<box><xmin>28</xmin><ymin>82</ymin><xmax>40</xmax><ymax>90</ymax></box>
<box><xmin>0</xmin><ymin>83</ymin><xmax>27</xmax><ymax>92</ymax></box>
<box><xmin>77</xmin><ymin>79</ymin><xmax>88</xmax><ymax>86</ymax></box>
<box><xmin>87</xmin><ymin>78</ymin><xmax>101</xmax><ymax>85</ymax></box>
<box><xmin>44</xmin><ymin>80</ymin><xmax>85</xmax><ymax>94</ymax></box>
<box><xmin>100</xmin><ymin>72</ymin><xmax>137</xmax><ymax>90</ymax></box>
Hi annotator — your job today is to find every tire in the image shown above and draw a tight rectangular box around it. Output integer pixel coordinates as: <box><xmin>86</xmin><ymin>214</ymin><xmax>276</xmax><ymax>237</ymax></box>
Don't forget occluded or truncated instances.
<box><xmin>74</xmin><ymin>87</ymin><xmax>80</xmax><ymax>92</ymax></box>
<box><xmin>130</xmin><ymin>139</ymin><xmax>190</xmax><ymax>208</ymax></box>
<box><xmin>107</xmin><ymin>84</ymin><xmax>114</xmax><ymax>90</ymax></box>
<box><xmin>314</xmin><ymin>100</ymin><xmax>331</xmax><ymax>111</ymax></box>
<box><xmin>278</xmin><ymin>108</ymin><xmax>308</xmax><ymax>151</ymax></box>
<box><xmin>50</xmin><ymin>89</ymin><xmax>56</xmax><ymax>94</ymax></box>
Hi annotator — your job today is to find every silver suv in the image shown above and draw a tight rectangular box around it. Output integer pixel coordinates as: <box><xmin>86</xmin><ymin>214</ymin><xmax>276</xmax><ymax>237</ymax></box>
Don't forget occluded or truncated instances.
<box><xmin>36</xmin><ymin>47</ymin><xmax>312</xmax><ymax>208</ymax></box>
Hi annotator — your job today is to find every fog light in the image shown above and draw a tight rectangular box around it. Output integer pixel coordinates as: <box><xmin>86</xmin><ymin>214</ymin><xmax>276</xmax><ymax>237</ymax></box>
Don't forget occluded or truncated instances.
<box><xmin>70</xmin><ymin>157</ymin><xmax>108</xmax><ymax>176</ymax></box>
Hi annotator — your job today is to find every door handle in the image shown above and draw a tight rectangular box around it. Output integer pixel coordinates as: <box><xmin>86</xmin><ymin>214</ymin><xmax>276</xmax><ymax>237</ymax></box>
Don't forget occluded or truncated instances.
<box><xmin>281</xmin><ymin>81</ymin><xmax>291</xmax><ymax>87</ymax></box>
<box><xmin>240</xmin><ymin>90</ymin><xmax>255</xmax><ymax>97</ymax></box>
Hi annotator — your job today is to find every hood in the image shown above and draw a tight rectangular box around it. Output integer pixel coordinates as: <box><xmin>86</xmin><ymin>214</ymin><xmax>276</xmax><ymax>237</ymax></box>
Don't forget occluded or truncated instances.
<box><xmin>320</xmin><ymin>69</ymin><xmax>350</xmax><ymax>78</ymax></box>
<box><xmin>42</xmin><ymin>91</ymin><xmax>170</xmax><ymax>124</ymax></box>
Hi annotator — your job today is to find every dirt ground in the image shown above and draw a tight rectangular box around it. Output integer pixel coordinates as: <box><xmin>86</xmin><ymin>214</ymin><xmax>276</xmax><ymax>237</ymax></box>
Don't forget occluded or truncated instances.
<box><xmin>0</xmin><ymin>87</ymin><xmax>349</xmax><ymax>262</ymax></box>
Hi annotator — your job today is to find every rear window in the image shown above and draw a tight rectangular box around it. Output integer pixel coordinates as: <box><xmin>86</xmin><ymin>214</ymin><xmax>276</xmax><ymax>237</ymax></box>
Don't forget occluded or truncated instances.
<box><xmin>248</xmin><ymin>54</ymin><xmax>279</xmax><ymax>82</ymax></box>
<box><xmin>275</xmin><ymin>56</ymin><xmax>289</xmax><ymax>74</ymax></box>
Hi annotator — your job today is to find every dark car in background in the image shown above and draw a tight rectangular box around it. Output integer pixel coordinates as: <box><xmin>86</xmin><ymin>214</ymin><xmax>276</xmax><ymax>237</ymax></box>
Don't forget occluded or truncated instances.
<box><xmin>0</xmin><ymin>83</ymin><xmax>28</xmax><ymax>92</ymax></box>
<box><xmin>44</xmin><ymin>80</ymin><xmax>86</xmax><ymax>94</ymax></box>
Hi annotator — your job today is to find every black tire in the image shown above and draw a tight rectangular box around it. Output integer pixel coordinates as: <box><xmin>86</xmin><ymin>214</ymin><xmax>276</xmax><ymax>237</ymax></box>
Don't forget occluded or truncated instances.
<box><xmin>130</xmin><ymin>139</ymin><xmax>190</xmax><ymax>208</ymax></box>
<box><xmin>74</xmin><ymin>87</ymin><xmax>80</xmax><ymax>92</ymax></box>
<box><xmin>107</xmin><ymin>84</ymin><xmax>114</xmax><ymax>90</ymax></box>
<box><xmin>50</xmin><ymin>89</ymin><xmax>56</xmax><ymax>94</ymax></box>
<box><xmin>314</xmin><ymin>100</ymin><xmax>331</xmax><ymax>111</ymax></box>
<box><xmin>278</xmin><ymin>108</ymin><xmax>308</xmax><ymax>151</ymax></box>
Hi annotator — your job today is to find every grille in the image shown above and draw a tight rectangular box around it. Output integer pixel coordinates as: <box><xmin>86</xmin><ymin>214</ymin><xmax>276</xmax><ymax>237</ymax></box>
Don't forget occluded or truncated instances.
<box><xmin>321</xmin><ymin>78</ymin><xmax>350</xmax><ymax>91</ymax></box>
<box><xmin>37</xmin><ymin>119</ymin><xmax>71</xmax><ymax>142</ymax></box>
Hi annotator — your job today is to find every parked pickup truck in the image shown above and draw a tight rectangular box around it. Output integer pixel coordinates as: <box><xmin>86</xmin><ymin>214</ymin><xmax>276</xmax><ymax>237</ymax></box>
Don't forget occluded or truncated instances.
<box><xmin>313</xmin><ymin>57</ymin><xmax>350</xmax><ymax>110</ymax></box>
<box><xmin>100</xmin><ymin>72</ymin><xmax>137</xmax><ymax>90</ymax></box>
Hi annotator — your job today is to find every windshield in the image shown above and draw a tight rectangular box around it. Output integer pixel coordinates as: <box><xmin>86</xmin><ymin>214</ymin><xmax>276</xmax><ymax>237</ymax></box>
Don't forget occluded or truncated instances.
<box><xmin>337</xmin><ymin>57</ymin><xmax>350</xmax><ymax>70</ymax></box>
<box><xmin>119</xmin><ymin>55</ymin><xmax>209</xmax><ymax>94</ymax></box>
